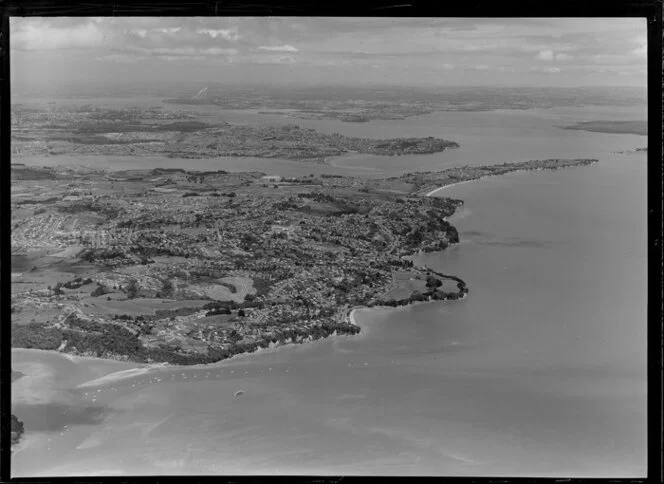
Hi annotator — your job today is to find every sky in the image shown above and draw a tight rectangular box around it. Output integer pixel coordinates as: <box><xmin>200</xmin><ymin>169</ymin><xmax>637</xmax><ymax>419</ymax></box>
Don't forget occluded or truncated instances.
<box><xmin>10</xmin><ymin>17</ymin><xmax>647</xmax><ymax>88</ymax></box>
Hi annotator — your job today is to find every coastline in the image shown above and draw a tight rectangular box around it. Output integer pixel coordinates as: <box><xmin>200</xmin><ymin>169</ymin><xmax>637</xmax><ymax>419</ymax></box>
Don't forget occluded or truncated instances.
<box><xmin>418</xmin><ymin>161</ymin><xmax>598</xmax><ymax>198</ymax></box>
<box><xmin>13</xmin><ymin>318</ymin><xmax>363</xmax><ymax>379</ymax></box>
<box><xmin>345</xmin><ymin>287</ymin><xmax>469</xmax><ymax>332</ymax></box>
<box><xmin>11</xmin><ymin>272</ymin><xmax>468</xmax><ymax>381</ymax></box>
<box><xmin>14</xmin><ymin>160</ymin><xmax>596</xmax><ymax>371</ymax></box>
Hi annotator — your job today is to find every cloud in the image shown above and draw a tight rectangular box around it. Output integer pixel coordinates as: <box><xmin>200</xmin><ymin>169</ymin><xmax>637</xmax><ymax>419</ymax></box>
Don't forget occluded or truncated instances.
<box><xmin>9</xmin><ymin>18</ymin><xmax>646</xmax><ymax>87</ymax></box>
<box><xmin>196</xmin><ymin>28</ymin><xmax>240</xmax><ymax>41</ymax></box>
<box><xmin>12</xmin><ymin>19</ymin><xmax>106</xmax><ymax>50</ymax></box>
<box><xmin>132</xmin><ymin>46</ymin><xmax>238</xmax><ymax>58</ymax></box>
<box><xmin>129</xmin><ymin>29</ymin><xmax>148</xmax><ymax>38</ymax></box>
<box><xmin>275</xmin><ymin>55</ymin><xmax>296</xmax><ymax>64</ymax></box>
<box><xmin>128</xmin><ymin>27</ymin><xmax>182</xmax><ymax>37</ymax></box>
<box><xmin>154</xmin><ymin>27</ymin><xmax>182</xmax><ymax>34</ymax></box>
<box><xmin>535</xmin><ymin>50</ymin><xmax>554</xmax><ymax>61</ymax></box>
<box><xmin>258</xmin><ymin>44</ymin><xmax>298</xmax><ymax>52</ymax></box>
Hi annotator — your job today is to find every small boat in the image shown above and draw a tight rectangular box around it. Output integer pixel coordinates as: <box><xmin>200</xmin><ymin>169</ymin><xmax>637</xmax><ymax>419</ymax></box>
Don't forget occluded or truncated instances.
<box><xmin>234</xmin><ymin>390</ymin><xmax>245</xmax><ymax>397</ymax></box>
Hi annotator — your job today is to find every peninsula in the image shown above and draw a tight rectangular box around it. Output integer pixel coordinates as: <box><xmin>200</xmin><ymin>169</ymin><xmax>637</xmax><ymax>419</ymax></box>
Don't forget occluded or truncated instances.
<box><xmin>11</xmin><ymin>158</ymin><xmax>597</xmax><ymax>365</ymax></box>
<box><xmin>560</xmin><ymin>120</ymin><xmax>647</xmax><ymax>136</ymax></box>
<box><xmin>11</xmin><ymin>103</ymin><xmax>458</xmax><ymax>161</ymax></box>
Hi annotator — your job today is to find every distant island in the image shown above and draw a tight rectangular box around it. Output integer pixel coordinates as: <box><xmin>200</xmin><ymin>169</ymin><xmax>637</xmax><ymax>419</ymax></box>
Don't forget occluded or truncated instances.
<box><xmin>613</xmin><ymin>147</ymin><xmax>647</xmax><ymax>154</ymax></box>
<box><xmin>561</xmin><ymin>120</ymin><xmax>647</xmax><ymax>136</ymax></box>
<box><xmin>11</xmin><ymin>104</ymin><xmax>458</xmax><ymax>161</ymax></box>
<box><xmin>161</xmin><ymin>85</ymin><xmax>647</xmax><ymax>122</ymax></box>
<box><xmin>11</xmin><ymin>158</ymin><xmax>597</xmax><ymax>366</ymax></box>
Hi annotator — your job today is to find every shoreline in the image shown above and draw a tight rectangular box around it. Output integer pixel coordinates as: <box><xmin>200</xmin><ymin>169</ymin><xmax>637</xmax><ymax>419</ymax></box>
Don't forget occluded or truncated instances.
<box><xmin>16</xmin><ymin>161</ymin><xmax>595</xmax><ymax>372</ymax></box>
<box><xmin>12</xmin><ymin>327</ymin><xmax>364</xmax><ymax>388</ymax></box>
<box><xmin>18</xmin><ymin>162</ymin><xmax>600</xmax><ymax>372</ymax></box>
<box><xmin>420</xmin><ymin>162</ymin><xmax>597</xmax><ymax>198</ymax></box>
<box><xmin>11</xmin><ymin>270</ymin><xmax>468</xmax><ymax>378</ymax></box>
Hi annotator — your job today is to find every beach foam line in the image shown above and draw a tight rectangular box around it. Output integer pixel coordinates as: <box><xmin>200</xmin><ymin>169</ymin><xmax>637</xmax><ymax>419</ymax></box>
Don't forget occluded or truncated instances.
<box><xmin>76</xmin><ymin>367</ymin><xmax>153</xmax><ymax>388</ymax></box>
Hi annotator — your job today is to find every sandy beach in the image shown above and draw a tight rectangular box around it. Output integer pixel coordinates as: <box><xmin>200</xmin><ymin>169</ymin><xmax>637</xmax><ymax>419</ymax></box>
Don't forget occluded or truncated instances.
<box><xmin>425</xmin><ymin>180</ymin><xmax>477</xmax><ymax>197</ymax></box>
<box><xmin>12</xmin><ymin>348</ymin><xmax>140</xmax><ymax>401</ymax></box>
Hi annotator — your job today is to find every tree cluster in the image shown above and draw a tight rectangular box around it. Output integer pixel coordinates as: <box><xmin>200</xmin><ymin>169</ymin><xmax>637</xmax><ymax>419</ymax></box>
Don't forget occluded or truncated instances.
<box><xmin>63</xmin><ymin>277</ymin><xmax>93</xmax><ymax>290</ymax></box>
<box><xmin>11</xmin><ymin>414</ymin><xmax>24</xmax><ymax>446</ymax></box>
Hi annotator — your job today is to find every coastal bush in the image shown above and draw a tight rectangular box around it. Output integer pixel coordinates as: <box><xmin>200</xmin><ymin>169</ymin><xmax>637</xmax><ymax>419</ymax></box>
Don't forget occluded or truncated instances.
<box><xmin>157</xmin><ymin>279</ymin><xmax>175</xmax><ymax>298</ymax></box>
<box><xmin>206</xmin><ymin>307</ymin><xmax>231</xmax><ymax>316</ymax></box>
<box><xmin>426</xmin><ymin>275</ymin><xmax>443</xmax><ymax>289</ymax></box>
<box><xmin>80</xmin><ymin>248</ymin><xmax>126</xmax><ymax>262</ymax></box>
<box><xmin>11</xmin><ymin>323</ymin><xmax>63</xmax><ymax>350</ymax></box>
<box><xmin>65</xmin><ymin>316</ymin><xmax>105</xmax><ymax>333</ymax></box>
<box><xmin>207</xmin><ymin>347</ymin><xmax>231</xmax><ymax>361</ymax></box>
<box><xmin>11</xmin><ymin>414</ymin><xmax>24</xmax><ymax>446</ymax></box>
<box><xmin>126</xmin><ymin>279</ymin><xmax>139</xmax><ymax>299</ymax></box>
<box><xmin>63</xmin><ymin>277</ymin><xmax>92</xmax><ymax>289</ymax></box>
<box><xmin>203</xmin><ymin>301</ymin><xmax>233</xmax><ymax>310</ymax></box>
<box><xmin>62</xmin><ymin>322</ymin><xmax>144</xmax><ymax>358</ymax></box>
<box><xmin>91</xmin><ymin>284</ymin><xmax>110</xmax><ymax>297</ymax></box>
<box><xmin>53</xmin><ymin>282</ymin><xmax>64</xmax><ymax>296</ymax></box>
<box><xmin>154</xmin><ymin>307</ymin><xmax>200</xmax><ymax>319</ymax></box>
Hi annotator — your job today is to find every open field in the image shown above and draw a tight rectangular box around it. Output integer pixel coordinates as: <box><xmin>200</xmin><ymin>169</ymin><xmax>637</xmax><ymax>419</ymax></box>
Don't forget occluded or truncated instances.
<box><xmin>381</xmin><ymin>271</ymin><xmax>428</xmax><ymax>301</ymax></box>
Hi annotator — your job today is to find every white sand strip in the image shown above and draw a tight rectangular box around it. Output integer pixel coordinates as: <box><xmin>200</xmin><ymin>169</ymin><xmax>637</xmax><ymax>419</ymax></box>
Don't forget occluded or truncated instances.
<box><xmin>76</xmin><ymin>367</ymin><xmax>153</xmax><ymax>388</ymax></box>
<box><xmin>425</xmin><ymin>179</ymin><xmax>475</xmax><ymax>197</ymax></box>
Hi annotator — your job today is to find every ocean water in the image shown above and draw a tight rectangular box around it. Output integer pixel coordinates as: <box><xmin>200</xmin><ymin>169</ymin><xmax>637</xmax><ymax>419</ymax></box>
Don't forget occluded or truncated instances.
<box><xmin>12</xmin><ymin>105</ymin><xmax>647</xmax><ymax>477</ymax></box>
